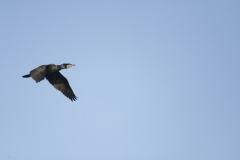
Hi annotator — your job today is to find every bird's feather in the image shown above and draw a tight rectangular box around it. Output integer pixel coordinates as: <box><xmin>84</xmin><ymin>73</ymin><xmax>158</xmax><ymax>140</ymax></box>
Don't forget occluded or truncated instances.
<box><xmin>30</xmin><ymin>65</ymin><xmax>47</xmax><ymax>83</ymax></box>
<box><xmin>45</xmin><ymin>72</ymin><xmax>77</xmax><ymax>101</ymax></box>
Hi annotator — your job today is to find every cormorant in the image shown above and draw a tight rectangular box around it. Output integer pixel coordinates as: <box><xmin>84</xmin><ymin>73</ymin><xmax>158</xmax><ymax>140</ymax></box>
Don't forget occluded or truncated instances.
<box><xmin>22</xmin><ymin>63</ymin><xmax>77</xmax><ymax>101</ymax></box>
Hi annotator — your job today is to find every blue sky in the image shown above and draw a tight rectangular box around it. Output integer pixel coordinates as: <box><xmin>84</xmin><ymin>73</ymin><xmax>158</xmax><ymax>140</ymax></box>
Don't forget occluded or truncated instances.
<box><xmin>0</xmin><ymin>1</ymin><xmax>240</xmax><ymax>160</ymax></box>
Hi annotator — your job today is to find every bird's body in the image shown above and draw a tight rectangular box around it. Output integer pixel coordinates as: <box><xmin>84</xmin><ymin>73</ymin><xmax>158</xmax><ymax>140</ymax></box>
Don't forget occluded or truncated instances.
<box><xmin>23</xmin><ymin>63</ymin><xmax>77</xmax><ymax>101</ymax></box>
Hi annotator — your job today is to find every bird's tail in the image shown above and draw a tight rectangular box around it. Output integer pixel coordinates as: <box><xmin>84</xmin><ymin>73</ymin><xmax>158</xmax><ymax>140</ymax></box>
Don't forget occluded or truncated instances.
<box><xmin>22</xmin><ymin>74</ymin><xmax>31</xmax><ymax>78</ymax></box>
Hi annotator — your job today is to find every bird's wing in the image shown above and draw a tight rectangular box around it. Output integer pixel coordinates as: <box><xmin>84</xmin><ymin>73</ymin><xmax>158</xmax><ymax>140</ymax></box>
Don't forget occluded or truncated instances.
<box><xmin>30</xmin><ymin>65</ymin><xmax>47</xmax><ymax>82</ymax></box>
<box><xmin>45</xmin><ymin>72</ymin><xmax>77</xmax><ymax>101</ymax></box>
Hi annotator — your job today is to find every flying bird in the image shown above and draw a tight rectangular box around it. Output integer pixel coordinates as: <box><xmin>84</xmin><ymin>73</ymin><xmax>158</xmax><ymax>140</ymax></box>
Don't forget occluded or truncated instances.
<box><xmin>22</xmin><ymin>63</ymin><xmax>77</xmax><ymax>101</ymax></box>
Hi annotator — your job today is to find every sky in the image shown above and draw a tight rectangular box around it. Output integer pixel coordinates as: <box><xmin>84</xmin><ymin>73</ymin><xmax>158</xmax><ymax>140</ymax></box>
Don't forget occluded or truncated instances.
<box><xmin>0</xmin><ymin>0</ymin><xmax>240</xmax><ymax>160</ymax></box>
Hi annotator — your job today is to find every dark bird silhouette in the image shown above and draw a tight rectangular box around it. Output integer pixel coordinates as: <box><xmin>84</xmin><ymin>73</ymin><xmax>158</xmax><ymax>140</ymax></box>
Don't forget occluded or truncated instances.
<box><xmin>23</xmin><ymin>63</ymin><xmax>77</xmax><ymax>101</ymax></box>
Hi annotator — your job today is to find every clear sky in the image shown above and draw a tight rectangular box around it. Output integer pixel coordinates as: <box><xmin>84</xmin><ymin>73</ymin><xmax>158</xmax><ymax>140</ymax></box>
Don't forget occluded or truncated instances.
<box><xmin>0</xmin><ymin>1</ymin><xmax>240</xmax><ymax>160</ymax></box>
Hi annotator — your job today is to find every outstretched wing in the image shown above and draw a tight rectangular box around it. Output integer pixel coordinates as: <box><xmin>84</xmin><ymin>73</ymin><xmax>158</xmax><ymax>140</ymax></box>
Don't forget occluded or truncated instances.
<box><xmin>30</xmin><ymin>65</ymin><xmax>47</xmax><ymax>83</ymax></box>
<box><xmin>45</xmin><ymin>72</ymin><xmax>77</xmax><ymax>101</ymax></box>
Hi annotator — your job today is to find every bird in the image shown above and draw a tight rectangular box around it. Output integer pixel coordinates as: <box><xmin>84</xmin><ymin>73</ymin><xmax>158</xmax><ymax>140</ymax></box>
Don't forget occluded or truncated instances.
<box><xmin>22</xmin><ymin>63</ymin><xmax>77</xmax><ymax>101</ymax></box>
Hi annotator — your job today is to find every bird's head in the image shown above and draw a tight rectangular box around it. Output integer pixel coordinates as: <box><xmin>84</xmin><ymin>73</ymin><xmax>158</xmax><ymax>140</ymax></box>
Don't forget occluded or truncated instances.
<box><xmin>61</xmin><ymin>63</ymin><xmax>75</xmax><ymax>69</ymax></box>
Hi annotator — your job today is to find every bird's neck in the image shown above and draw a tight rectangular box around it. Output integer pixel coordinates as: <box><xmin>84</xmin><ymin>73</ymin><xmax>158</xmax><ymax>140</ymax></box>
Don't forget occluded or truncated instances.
<box><xmin>58</xmin><ymin>64</ymin><xmax>66</xmax><ymax>70</ymax></box>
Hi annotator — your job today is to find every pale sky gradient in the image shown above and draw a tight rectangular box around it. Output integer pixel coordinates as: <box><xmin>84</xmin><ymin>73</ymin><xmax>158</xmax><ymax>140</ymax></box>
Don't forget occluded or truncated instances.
<box><xmin>0</xmin><ymin>1</ymin><xmax>240</xmax><ymax>160</ymax></box>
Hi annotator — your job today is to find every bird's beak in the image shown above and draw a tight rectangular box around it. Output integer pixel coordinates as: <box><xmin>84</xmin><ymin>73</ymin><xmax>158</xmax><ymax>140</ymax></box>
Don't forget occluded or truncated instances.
<box><xmin>67</xmin><ymin>64</ymin><xmax>75</xmax><ymax>68</ymax></box>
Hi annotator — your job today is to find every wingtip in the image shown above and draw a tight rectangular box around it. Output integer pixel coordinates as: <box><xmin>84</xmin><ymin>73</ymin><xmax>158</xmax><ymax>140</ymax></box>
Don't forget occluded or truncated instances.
<box><xmin>70</xmin><ymin>96</ymin><xmax>78</xmax><ymax>101</ymax></box>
